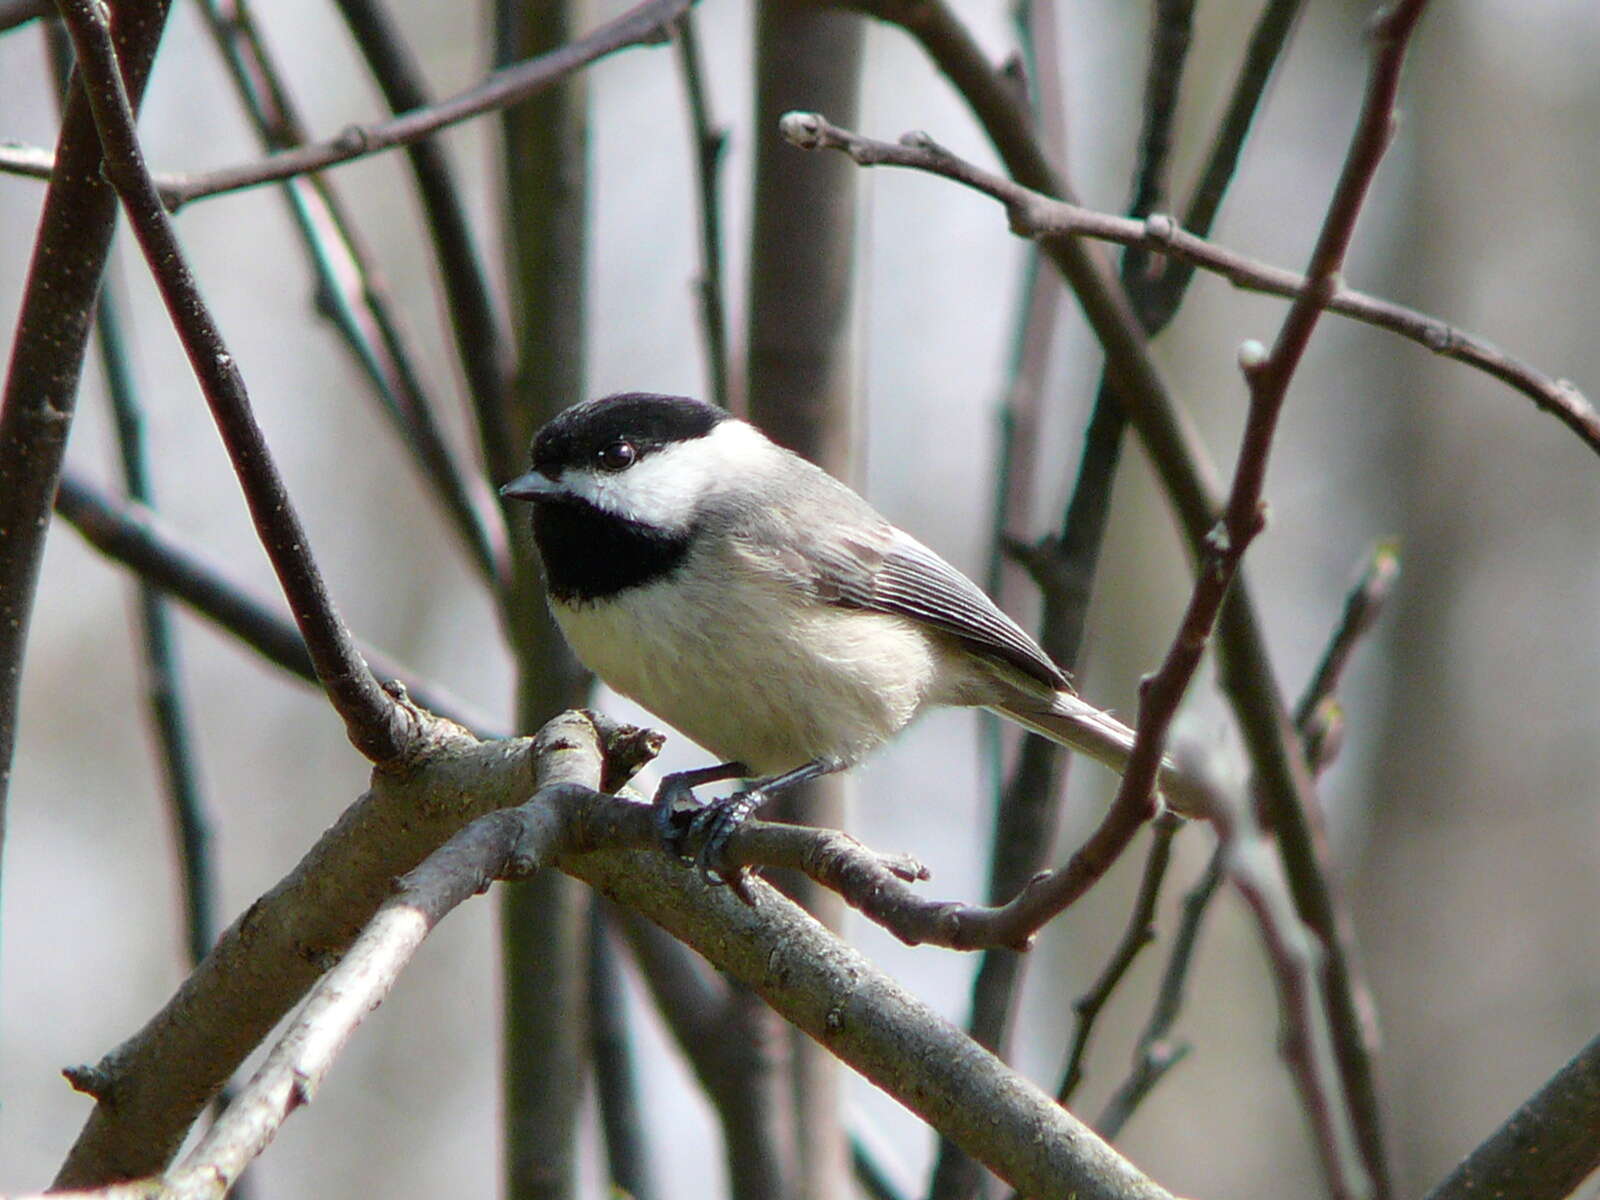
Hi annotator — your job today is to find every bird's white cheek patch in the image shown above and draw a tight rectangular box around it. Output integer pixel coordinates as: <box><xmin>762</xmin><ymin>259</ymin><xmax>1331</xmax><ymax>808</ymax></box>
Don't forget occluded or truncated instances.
<box><xmin>555</xmin><ymin>421</ymin><xmax>775</xmax><ymax>531</ymax></box>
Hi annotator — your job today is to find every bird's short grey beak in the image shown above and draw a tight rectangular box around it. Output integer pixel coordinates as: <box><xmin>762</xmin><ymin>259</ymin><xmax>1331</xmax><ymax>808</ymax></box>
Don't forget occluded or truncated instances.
<box><xmin>500</xmin><ymin>470</ymin><xmax>559</xmax><ymax>501</ymax></box>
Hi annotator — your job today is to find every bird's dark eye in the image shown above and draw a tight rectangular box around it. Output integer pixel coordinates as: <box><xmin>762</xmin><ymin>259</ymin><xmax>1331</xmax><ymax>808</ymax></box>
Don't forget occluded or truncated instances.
<box><xmin>596</xmin><ymin>440</ymin><xmax>637</xmax><ymax>472</ymax></box>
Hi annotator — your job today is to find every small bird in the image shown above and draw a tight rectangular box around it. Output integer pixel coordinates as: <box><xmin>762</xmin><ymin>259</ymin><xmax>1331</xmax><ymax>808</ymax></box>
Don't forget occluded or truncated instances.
<box><xmin>501</xmin><ymin>393</ymin><xmax>1174</xmax><ymax>880</ymax></box>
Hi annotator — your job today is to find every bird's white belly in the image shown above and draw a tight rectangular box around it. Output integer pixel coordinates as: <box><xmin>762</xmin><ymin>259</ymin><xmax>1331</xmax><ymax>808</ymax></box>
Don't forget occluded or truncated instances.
<box><xmin>552</xmin><ymin>574</ymin><xmax>942</xmax><ymax>775</ymax></box>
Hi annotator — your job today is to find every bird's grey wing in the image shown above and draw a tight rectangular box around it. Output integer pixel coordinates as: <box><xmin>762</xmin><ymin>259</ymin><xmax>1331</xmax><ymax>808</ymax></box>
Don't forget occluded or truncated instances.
<box><xmin>808</xmin><ymin>525</ymin><xmax>1067</xmax><ymax>691</ymax></box>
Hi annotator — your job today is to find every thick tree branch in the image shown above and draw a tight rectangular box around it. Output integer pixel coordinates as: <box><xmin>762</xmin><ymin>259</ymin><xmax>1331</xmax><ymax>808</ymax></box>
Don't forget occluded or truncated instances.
<box><xmin>564</xmin><ymin>819</ymin><xmax>1181</xmax><ymax>1200</ymax></box>
<box><xmin>50</xmin><ymin>713</ymin><xmax>551</xmax><ymax>1188</ymax></box>
<box><xmin>57</xmin><ymin>0</ymin><xmax>410</xmax><ymax>763</ymax></box>
<box><xmin>41</xmin><ymin>712</ymin><xmax>1183</xmax><ymax>1200</ymax></box>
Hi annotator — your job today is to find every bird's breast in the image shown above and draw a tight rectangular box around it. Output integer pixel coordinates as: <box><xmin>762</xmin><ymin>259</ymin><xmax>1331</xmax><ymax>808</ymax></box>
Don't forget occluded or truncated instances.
<box><xmin>550</xmin><ymin>557</ymin><xmax>946</xmax><ymax>775</ymax></box>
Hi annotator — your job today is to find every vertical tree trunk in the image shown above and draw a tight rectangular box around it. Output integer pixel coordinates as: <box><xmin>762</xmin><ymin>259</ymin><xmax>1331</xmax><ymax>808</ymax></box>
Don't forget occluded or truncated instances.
<box><xmin>746</xmin><ymin>4</ymin><xmax>864</xmax><ymax>1198</ymax></box>
<box><xmin>496</xmin><ymin>1</ymin><xmax>593</xmax><ymax>1196</ymax></box>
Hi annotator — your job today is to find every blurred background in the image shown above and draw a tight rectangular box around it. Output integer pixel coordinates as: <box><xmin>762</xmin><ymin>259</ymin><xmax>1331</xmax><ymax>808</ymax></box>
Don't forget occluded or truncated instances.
<box><xmin>1</xmin><ymin>0</ymin><xmax>1597</xmax><ymax>1196</ymax></box>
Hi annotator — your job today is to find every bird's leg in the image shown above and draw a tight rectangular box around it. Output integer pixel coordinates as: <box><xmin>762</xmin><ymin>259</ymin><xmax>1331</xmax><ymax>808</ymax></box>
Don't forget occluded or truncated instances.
<box><xmin>653</xmin><ymin>761</ymin><xmax>749</xmax><ymax>856</ymax></box>
<box><xmin>688</xmin><ymin>757</ymin><xmax>847</xmax><ymax>887</ymax></box>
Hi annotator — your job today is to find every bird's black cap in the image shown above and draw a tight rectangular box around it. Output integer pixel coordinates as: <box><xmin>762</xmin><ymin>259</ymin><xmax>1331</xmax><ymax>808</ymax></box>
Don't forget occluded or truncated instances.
<box><xmin>529</xmin><ymin>393</ymin><xmax>727</xmax><ymax>479</ymax></box>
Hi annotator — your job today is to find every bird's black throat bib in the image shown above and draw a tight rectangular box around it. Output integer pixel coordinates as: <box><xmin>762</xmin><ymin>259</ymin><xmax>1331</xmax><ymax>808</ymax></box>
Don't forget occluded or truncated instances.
<box><xmin>531</xmin><ymin>497</ymin><xmax>693</xmax><ymax>602</ymax></box>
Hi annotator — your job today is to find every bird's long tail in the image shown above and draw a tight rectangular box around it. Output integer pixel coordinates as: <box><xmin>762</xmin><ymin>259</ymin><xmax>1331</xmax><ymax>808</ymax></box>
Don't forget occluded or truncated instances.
<box><xmin>989</xmin><ymin>690</ymin><xmax>1210</xmax><ymax>817</ymax></box>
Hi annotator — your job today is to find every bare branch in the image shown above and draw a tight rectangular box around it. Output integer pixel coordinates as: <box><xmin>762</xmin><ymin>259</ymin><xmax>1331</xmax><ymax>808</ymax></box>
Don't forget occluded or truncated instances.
<box><xmin>1092</xmin><ymin>536</ymin><xmax>1399</xmax><ymax>1138</ymax></box>
<box><xmin>780</xmin><ymin>112</ymin><xmax>1597</xmax><ymax>459</ymax></box>
<box><xmin>0</xmin><ymin>0</ymin><xmax>173</xmax><ymax>949</ymax></box>
<box><xmin>56</xmin><ymin>0</ymin><xmax>410</xmax><ymax>762</ymax></box>
<box><xmin>330</xmin><ymin>0</ymin><xmax>523</xmax><ymax>504</ymax></box>
<box><xmin>588</xmin><ymin>910</ymin><xmax>659</xmax><ymax>1200</ymax></box>
<box><xmin>565</xmin><ymin>814</ymin><xmax>1183</xmax><ymax>1200</ymax></box>
<box><xmin>156</xmin><ymin>0</ymin><xmax>688</xmax><ymax>208</ymax></box>
<box><xmin>50</xmin><ymin>714</ymin><xmax>550</xmax><ymax>1188</ymax></box>
<box><xmin>1294</xmin><ymin>541</ymin><xmax>1401</xmax><ymax>737</ymax></box>
<box><xmin>1092</xmin><ymin>846</ymin><xmax>1220</xmax><ymax>1138</ymax></box>
<box><xmin>43</xmin><ymin>710</ymin><xmax>1183</xmax><ymax>1200</ymax></box>
<box><xmin>1058</xmin><ymin>814</ymin><xmax>1182</xmax><ymax>1105</ymax></box>
<box><xmin>1150</xmin><ymin>0</ymin><xmax>1306</xmax><ymax>321</ymax></box>
<box><xmin>92</xmin><ymin>268</ymin><xmax>221</xmax><ymax>969</ymax></box>
<box><xmin>1421</xmin><ymin>1031</ymin><xmax>1600</xmax><ymax>1200</ymax></box>
<box><xmin>670</xmin><ymin>12</ymin><xmax>731</xmax><ymax>412</ymax></box>
<box><xmin>197</xmin><ymin>0</ymin><xmax>506</xmax><ymax>586</ymax></box>
<box><xmin>53</xmin><ymin>471</ymin><xmax>500</xmax><ymax>736</ymax></box>
<box><xmin>1198</xmin><ymin>779</ymin><xmax>1371</xmax><ymax>1200</ymax></box>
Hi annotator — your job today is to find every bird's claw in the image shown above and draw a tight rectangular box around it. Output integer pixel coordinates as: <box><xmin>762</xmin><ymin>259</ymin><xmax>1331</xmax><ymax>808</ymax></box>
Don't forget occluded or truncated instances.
<box><xmin>685</xmin><ymin>789</ymin><xmax>765</xmax><ymax>889</ymax></box>
<box><xmin>651</xmin><ymin>775</ymin><xmax>701</xmax><ymax>858</ymax></box>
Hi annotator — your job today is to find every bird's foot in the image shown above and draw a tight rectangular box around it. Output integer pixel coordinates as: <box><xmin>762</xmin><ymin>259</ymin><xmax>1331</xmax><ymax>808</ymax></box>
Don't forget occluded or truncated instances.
<box><xmin>651</xmin><ymin>761</ymin><xmax>749</xmax><ymax>861</ymax></box>
<box><xmin>684</xmin><ymin>787</ymin><xmax>767</xmax><ymax>889</ymax></box>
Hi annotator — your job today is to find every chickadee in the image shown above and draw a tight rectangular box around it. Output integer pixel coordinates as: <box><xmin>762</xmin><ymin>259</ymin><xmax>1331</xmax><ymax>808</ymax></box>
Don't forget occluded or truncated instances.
<box><xmin>502</xmin><ymin>393</ymin><xmax>1187</xmax><ymax>879</ymax></box>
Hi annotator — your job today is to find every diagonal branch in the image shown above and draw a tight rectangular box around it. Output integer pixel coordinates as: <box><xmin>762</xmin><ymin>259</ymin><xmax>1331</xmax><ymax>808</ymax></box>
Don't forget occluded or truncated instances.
<box><xmin>329</xmin><ymin>0</ymin><xmax>523</xmax><ymax>499</ymax></box>
<box><xmin>198</xmin><ymin>0</ymin><xmax>506</xmax><ymax>586</ymax></box>
<box><xmin>1421</xmin><ymin>1031</ymin><xmax>1600</xmax><ymax>1200</ymax></box>
<box><xmin>40</xmin><ymin>712</ymin><xmax>1184</xmax><ymax>1200</ymax></box>
<box><xmin>56</xmin><ymin>0</ymin><xmax>410</xmax><ymax>763</ymax></box>
<box><xmin>160</xmin><ymin>0</ymin><xmax>689</xmax><ymax>209</ymax></box>
<box><xmin>53</xmin><ymin>471</ymin><xmax>499</xmax><ymax>736</ymax></box>
<box><xmin>1090</xmin><ymin>539</ymin><xmax>1400</xmax><ymax>1138</ymax></box>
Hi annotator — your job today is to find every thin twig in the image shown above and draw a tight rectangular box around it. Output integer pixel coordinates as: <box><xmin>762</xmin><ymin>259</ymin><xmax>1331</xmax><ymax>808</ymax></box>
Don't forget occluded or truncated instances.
<box><xmin>1092</xmin><ymin>845</ymin><xmax>1220</xmax><ymax>1138</ymax></box>
<box><xmin>56</xmin><ymin>0</ymin><xmax>410</xmax><ymax>762</ymax></box>
<box><xmin>1147</xmin><ymin>0</ymin><xmax>1306</xmax><ymax>323</ymax></box>
<box><xmin>1202</xmin><ymin>781</ymin><xmax>1370</xmax><ymax>1200</ymax></box>
<box><xmin>197</xmin><ymin>0</ymin><xmax>506</xmax><ymax>586</ymax></box>
<box><xmin>1232</xmin><ymin>9</ymin><xmax>1432</xmax><ymax>1193</ymax></box>
<box><xmin>1091</xmin><ymin>536</ymin><xmax>1399</xmax><ymax>1137</ymax></box>
<box><xmin>330</xmin><ymin>0</ymin><xmax>523</xmax><ymax>499</ymax></box>
<box><xmin>93</xmin><ymin>269</ymin><xmax>220</xmax><ymax>970</ymax></box>
<box><xmin>53</xmin><ymin>471</ymin><xmax>501</xmax><ymax>738</ymax></box>
<box><xmin>1294</xmin><ymin>541</ymin><xmax>1401</xmax><ymax>734</ymax></box>
<box><xmin>160</xmin><ymin>0</ymin><xmax>688</xmax><ymax>208</ymax></box>
<box><xmin>670</xmin><ymin>12</ymin><xmax>730</xmax><ymax>412</ymax></box>
<box><xmin>1118</xmin><ymin>0</ymin><xmax>1195</xmax><ymax>304</ymax></box>
<box><xmin>780</xmin><ymin>113</ymin><xmax>1597</xmax><ymax>458</ymax></box>
<box><xmin>1057</xmin><ymin>814</ymin><xmax>1182</xmax><ymax>1105</ymax></box>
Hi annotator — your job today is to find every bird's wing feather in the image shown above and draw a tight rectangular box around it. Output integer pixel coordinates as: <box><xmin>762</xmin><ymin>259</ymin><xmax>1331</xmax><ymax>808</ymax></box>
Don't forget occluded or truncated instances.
<box><xmin>805</xmin><ymin>525</ymin><xmax>1067</xmax><ymax>691</ymax></box>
